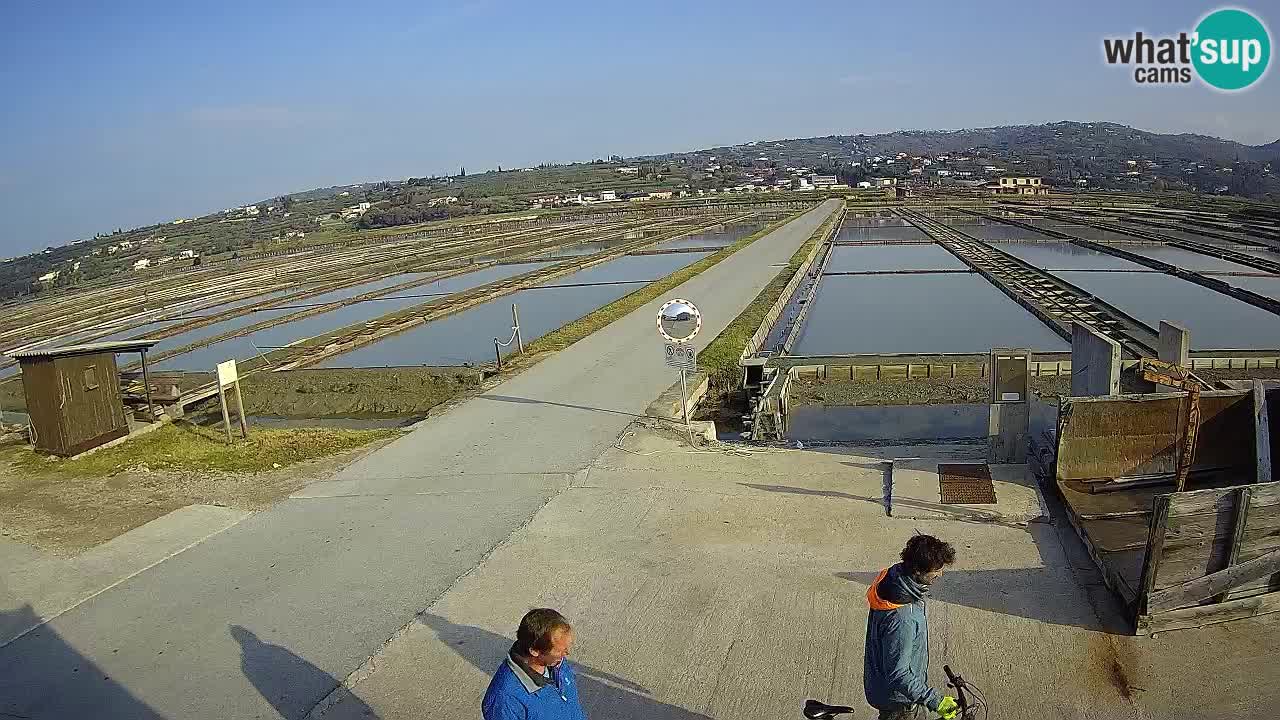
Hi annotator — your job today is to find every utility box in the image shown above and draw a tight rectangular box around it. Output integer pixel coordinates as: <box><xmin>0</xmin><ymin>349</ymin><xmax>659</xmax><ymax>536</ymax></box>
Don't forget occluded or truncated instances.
<box><xmin>988</xmin><ymin>348</ymin><xmax>1030</xmax><ymax>463</ymax></box>
<box><xmin>989</xmin><ymin>348</ymin><xmax>1030</xmax><ymax>403</ymax></box>
<box><xmin>11</xmin><ymin>341</ymin><xmax>159</xmax><ymax>456</ymax></box>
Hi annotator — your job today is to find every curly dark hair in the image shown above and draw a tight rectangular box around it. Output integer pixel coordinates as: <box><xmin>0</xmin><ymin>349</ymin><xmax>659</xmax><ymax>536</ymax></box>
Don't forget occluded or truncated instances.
<box><xmin>901</xmin><ymin>534</ymin><xmax>956</xmax><ymax>575</ymax></box>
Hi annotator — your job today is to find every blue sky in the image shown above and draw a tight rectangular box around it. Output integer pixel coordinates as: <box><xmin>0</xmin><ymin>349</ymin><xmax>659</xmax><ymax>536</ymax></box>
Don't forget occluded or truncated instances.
<box><xmin>1</xmin><ymin>0</ymin><xmax>1277</xmax><ymax>255</ymax></box>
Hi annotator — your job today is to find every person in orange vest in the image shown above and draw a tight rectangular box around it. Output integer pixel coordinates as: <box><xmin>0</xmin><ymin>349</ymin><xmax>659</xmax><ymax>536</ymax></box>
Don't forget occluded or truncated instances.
<box><xmin>863</xmin><ymin>535</ymin><xmax>959</xmax><ymax>720</ymax></box>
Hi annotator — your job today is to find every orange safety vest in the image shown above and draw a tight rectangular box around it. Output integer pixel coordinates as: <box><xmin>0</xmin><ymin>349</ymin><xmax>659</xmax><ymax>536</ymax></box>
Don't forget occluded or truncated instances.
<box><xmin>866</xmin><ymin>567</ymin><xmax>905</xmax><ymax>611</ymax></box>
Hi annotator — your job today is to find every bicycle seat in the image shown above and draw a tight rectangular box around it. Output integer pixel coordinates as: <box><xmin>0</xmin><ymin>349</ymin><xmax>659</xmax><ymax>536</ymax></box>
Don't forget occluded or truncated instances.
<box><xmin>803</xmin><ymin>699</ymin><xmax>854</xmax><ymax>719</ymax></box>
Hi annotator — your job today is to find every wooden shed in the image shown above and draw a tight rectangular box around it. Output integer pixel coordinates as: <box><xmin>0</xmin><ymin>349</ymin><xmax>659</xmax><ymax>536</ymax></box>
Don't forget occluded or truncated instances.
<box><xmin>10</xmin><ymin>340</ymin><xmax>159</xmax><ymax>457</ymax></box>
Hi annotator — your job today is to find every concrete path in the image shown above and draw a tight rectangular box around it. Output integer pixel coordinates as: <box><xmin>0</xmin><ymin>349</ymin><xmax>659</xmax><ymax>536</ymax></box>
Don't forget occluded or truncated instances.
<box><xmin>0</xmin><ymin>505</ymin><xmax>251</xmax><ymax>647</ymax></box>
<box><xmin>0</xmin><ymin>200</ymin><xmax>840</xmax><ymax>720</ymax></box>
<box><xmin>321</xmin><ymin>428</ymin><xmax>1280</xmax><ymax>720</ymax></box>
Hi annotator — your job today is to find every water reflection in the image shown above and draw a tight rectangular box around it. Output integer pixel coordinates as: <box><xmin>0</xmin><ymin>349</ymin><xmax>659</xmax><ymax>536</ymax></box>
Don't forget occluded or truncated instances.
<box><xmin>154</xmin><ymin>263</ymin><xmax>549</xmax><ymax>371</ymax></box>
<box><xmin>792</xmin><ymin>274</ymin><xmax>1067</xmax><ymax>355</ymax></box>
<box><xmin>1054</xmin><ymin>270</ymin><xmax>1280</xmax><ymax>350</ymax></box>
<box><xmin>989</xmin><ymin>242</ymin><xmax>1145</xmax><ymax>270</ymax></box>
<box><xmin>322</xmin><ymin>252</ymin><xmax>709</xmax><ymax>367</ymax></box>
<box><xmin>825</xmin><ymin>244</ymin><xmax>966</xmax><ymax>273</ymax></box>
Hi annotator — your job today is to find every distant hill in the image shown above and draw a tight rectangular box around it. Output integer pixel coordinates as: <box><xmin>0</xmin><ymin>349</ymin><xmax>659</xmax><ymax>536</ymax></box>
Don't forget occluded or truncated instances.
<box><xmin>654</xmin><ymin>121</ymin><xmax>1280</xmax><ymax>167</ymax></box>
<box><xmin>7</xmin><ymin>120</ymin><xmax>1278</xmax><ymax>301</ymax></box>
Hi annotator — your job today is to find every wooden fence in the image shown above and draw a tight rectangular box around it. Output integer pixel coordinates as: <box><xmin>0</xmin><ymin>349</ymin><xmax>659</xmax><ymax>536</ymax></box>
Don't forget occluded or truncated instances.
<box><xmin>1137</xmin><ymin>482</ymin><xmax>1280</xmax><ymax>634</ymax></box>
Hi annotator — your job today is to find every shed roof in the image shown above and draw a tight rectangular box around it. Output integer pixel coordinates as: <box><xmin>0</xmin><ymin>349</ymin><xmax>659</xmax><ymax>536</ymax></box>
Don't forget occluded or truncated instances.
<box><xmin>9</xmin><ymin>340</ymin><xmax>160</xmax><ymax>361</ymax></box>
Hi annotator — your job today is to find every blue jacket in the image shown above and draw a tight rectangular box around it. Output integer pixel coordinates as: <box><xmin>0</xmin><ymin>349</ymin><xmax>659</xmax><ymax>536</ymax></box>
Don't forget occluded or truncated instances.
<box><xmin>863</xmin><ymin>563</ymin><xmax>942</xmax><ymax>712</ymax></box>
<box><xmin>482</xmin><ymin>654</ymin><xmax>587</xmax><ymax>720</ymax></box>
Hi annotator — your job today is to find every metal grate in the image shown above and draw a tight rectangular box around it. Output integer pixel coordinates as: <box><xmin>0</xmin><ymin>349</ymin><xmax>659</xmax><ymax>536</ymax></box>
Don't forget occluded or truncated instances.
<box><xmin>938</xmin><ymin>463</ymin><xmax>997</xmax><ymax>505</ymax></box>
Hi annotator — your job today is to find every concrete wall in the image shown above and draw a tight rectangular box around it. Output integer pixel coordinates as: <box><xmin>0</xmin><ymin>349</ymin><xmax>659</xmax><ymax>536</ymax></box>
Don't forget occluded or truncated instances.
<box><xmin>787</xmin><ymin>403</ymin><xmax>988</xmax><ymax>443</ymax></box>
<box><xmin>1071</xmin><ymin>324</ymin><xmax>1121</xmax><ymax>396</ymax></box>
<box><xmin>1159</xmin><ymin>321</ymin><xmax>1191</xmax><ymax>367</ymax></box>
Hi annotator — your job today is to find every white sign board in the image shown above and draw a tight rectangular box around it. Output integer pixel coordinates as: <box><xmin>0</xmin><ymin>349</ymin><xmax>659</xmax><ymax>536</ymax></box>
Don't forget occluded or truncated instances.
<box><xmin>216</xmin><ymin>359</ymin><xmax>239</xmax><ymax>388</ymax></box>
<box><xmin>664</xmin><ymin>342</ymin><xmax>697</xmax><ymax>371</ymax></box>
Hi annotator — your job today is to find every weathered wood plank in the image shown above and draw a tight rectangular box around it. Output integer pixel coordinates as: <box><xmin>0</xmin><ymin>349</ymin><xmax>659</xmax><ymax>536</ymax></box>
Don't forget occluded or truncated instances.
<box><xmin>1138</xmin><ymin>590</ymin><xmax>1280</xmax><ymax>635</ymax></box>
<box><xmin>1224</xmin><ymin>577</ymin><xmax>1276</xmax><ymax>601</ymax></box>
<box><xmin>1147</xmin><ymin>549</ymin><xmax>1280</xmax><ymax>612</ymax></box>
<box><xmin>1077</xmin><ymin>515</ymin><xmax>1154</xmax><ymax>553</ymax></box>
<box><xmin>1138</xmin><ymin>494</ymin><xmax>1172</xmax><ymax>615</ymax></box>
<box><xmin>1056</xmin><ymin>481</ymin><xmax>1140</xmax><ymax>608</ymax></box>
<box><xmin>1164</xmin><ymin>481</ymin><xmax>1280</xmax><ymax>515</ymax></box>
<box><xmin>1056</xmin><ymin>391</ymin><xmax>1254</xmax><ymax>482</ymax></box>
<box><xmin>1155</xmin><ymin>492</ymin><xmax>1280</xmax><ymax>589</ymax></box>
<box><xmin>1257</xmin><ymin>381</ymin><xmax>1273</xmax><ymax>484</ymax></box>
<box><xmin>1216</xmin><ymin>487</ymin><xmax>1253</xmax><ymax>603</ymax></box>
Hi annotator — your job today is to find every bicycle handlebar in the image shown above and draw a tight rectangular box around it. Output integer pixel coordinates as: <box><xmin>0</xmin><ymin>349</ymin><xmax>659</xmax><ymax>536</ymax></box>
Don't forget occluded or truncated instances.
<box><xmin>942</xmin><ymin>664</ymin><xmax>969</xmax><ymax>714</ymax></box>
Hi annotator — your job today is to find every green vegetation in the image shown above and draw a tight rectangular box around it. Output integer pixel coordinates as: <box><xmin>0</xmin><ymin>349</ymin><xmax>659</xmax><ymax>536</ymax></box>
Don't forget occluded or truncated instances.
<box><xmin>239</xmin><ymin>367</ymin><xmax>482</xmax><ymax>418</ymax></box>
<box><xmin>697</xmin><ymin>208</ymin><xmax>840</xmax><ymax>387</ymax></box>
<box><xmin>523</xmin><ymin>211</ymin><xmax>804</xmax><ymax>356</ymax></box>
<box><xmin>2</xmin><ymin>423</ymin><xmax>396</xmax><ymax>477</ymax></box>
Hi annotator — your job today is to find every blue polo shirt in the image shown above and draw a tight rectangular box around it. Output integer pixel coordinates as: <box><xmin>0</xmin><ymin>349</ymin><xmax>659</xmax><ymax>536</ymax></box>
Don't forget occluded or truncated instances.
<box><xmin>482</xmin><ymin>653</ymin><xmax>587</xmax><ymax>720</ymax></box>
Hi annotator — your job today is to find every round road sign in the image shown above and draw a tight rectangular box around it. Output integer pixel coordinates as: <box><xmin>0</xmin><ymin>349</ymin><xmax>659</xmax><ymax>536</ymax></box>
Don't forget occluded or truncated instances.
<box><xmin>657</xmin><ymin>298</ymin><xmax>701</xmax><ymax>343</ymax></box>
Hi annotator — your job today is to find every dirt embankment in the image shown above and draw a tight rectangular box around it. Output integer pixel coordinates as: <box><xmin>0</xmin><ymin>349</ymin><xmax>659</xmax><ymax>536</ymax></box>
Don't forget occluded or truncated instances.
<box><xmin>0</xmin><ymin>424</ymin><xmax>397</xmax><ymax>556</ymax></box>
<box><xmin>776</xmin><ymin>365</ymin><xmax>1280</xmax><ymax>410</ymax></box>
<box><xmin>787</xmin><ymin>375</ymin><xmax>1072</xmax><ymax>407</ymax></box>
<box><xmin>232</xmin><ymin>366</ymin><xmax>485</xmax><ymax>418</ymax></box>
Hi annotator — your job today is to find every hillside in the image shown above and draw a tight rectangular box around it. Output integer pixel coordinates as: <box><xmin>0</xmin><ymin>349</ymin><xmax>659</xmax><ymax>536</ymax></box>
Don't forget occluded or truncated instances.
<box><xmin>662</xmin><ymin>121</ymin><xmax>1280</xmax><ymax>167</ymax></box>
<box><xmin>4</xmin><ymin>121</ymin><xmax>1279</xmax><ymax>302</ymax></box>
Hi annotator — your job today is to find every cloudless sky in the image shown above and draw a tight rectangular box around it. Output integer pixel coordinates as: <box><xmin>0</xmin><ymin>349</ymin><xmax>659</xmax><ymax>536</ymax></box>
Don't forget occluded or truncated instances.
<box><xmin>1</xmin><ymin>0</ymin><xmax>1277</xmax><ymax>256</ymax></box>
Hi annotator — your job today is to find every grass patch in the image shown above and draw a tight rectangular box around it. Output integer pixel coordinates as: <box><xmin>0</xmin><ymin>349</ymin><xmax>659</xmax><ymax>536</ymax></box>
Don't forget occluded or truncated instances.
<box><xmin>523</xmin><ymin>210</ymin><xmax>807</xmax><ymax>356</ymax></box>
<box><xmin>240</xmin><ymin>367</ymin><xmax>483</xmax><ymax>418</ymax></box>
<box><xmin>698</xmin><ymin>206</ymin><xmax>842</xmax><ymax>388</ymax></box>
<box><xmin>7</xmin><ymin>423</ymin><xmax>397</xmax><ymax>477</ymax></box>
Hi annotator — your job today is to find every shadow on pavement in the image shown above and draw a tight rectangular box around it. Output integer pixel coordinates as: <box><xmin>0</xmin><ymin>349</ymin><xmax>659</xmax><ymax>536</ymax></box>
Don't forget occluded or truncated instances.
<box><xmin>739</xmin><ymin>481</ymin><xmax>1115</xmax><ymax>633</ymax></box>
<box><xmin>739</xmin><ymin>482</ymin><xmax>1034</xmax><ymax>529</ymax></box>
<box><xmin>0</xmin><ymin>604</ymin><xmax>166</xmax><ymax>719</ymax></box>
<box><xmin>231</xmin><ymin>625</ymin><xmax>379</xmax><ymax>720</ymax></box>
<box><xmin>418</xmin><ymin>613</ymin><xmax>711</xmax><ymax>719</ymax></box>
<box><xmin>479</xmin><ymin>394</ymin><xmax>644</xmax><ymax>419</ymax></box>
<box><xmin>835</xmin><ymin>523</ymin><xmax>1112</xmax><ymax>634</ymax></box>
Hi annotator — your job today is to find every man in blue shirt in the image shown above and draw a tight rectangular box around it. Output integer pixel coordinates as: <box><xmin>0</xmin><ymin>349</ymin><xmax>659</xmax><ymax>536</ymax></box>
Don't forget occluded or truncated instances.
<box><xmin>864</xmin><ymin>535</ymin><xmax>960</xmax><ymax>720</ymax></box>
<box><xmin>483</xmin><ymin>608</ymin><xmax>587</xmax><ymax>720</ymax></box>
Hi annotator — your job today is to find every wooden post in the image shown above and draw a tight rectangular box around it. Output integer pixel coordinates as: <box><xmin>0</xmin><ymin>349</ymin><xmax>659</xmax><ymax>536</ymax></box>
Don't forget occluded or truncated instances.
<box><xmin>1138</xmin><ymin>494</ymin><xmax>1172</xmax><ymax>617</ymax></box>
<box><xmin>494</xmin><ymin>339</ymin><xmax>503</xmax><ymax>371</ymax></box>
<box><xmin>139</xmin><ymin>349</ymin><xmax>157</xmax><ymax>423</ymax></box>
<box><xmin>1214</xmin><ymin>487</ymin><xmax>1252</xmax><ymax>604</ymax></box>
<box><xmin>218</xmin><ymin>385</ymin><xmax>233</xmax><ymax>445</ymax></box>
<box><xmin>233</xmin><ymin>379</ymin><xmax>249</xmax><ymax>439</ymax></box>
<box><xmin>1176</xmin><ymin>387</ymin><xmax>1201</xmax><ymax>492</ymax></box>
<box><xmin>1255</xmin><ymin>380</ymin><xmax>1272</xmax><ymax>484</ymax></box>
<box><xmin>512</xmin><ymin>304</ymin><xmax>523</xmax><ymax>354</ymax></box>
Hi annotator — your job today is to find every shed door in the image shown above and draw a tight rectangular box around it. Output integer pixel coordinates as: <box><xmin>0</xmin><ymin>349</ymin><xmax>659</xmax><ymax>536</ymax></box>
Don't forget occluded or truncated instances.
<box><xmin>58</xmin><ymin>355</ymin><xmax>126</xmax><ymax>447</ymax></box>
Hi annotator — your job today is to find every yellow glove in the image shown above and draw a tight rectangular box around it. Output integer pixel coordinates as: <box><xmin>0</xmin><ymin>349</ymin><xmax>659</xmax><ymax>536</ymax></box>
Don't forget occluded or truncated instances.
<box><xmin>937</xmin><ymin>696</ymin><xmax>960</xmax><ymax>720</ymax></box>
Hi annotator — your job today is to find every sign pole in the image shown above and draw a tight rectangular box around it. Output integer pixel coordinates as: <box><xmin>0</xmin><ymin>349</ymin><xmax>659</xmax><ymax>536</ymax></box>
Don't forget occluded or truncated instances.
<box><xmin>218</xmin><ymin>385</ymin><xmax>233</xmax><ymax>445</ymax></box>
<box><xmin>679</xmin><ymin>368</ymin><xmax>693</xmax><ymax>444</ymax></box>
<box><xmin>658</xmin><ymin>298</ymin><xmax>703</xmax><ymax>446</ymax></box>
<box><xmin>215</xmin><ymin>359</ymin><xmax>242</xmax><ymax>444</ymax></box>
<box><xmin>233</xmin><ymin>379</ymin><xmax>249</xmax><ymax>439</ymax></box>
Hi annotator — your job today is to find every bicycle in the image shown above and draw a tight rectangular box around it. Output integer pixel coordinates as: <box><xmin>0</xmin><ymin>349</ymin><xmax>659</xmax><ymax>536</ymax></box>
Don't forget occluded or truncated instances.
<box><xmin>802</xmin><ymin>665</ymin><xmax>987</xmax><ymax>719</ymax></box>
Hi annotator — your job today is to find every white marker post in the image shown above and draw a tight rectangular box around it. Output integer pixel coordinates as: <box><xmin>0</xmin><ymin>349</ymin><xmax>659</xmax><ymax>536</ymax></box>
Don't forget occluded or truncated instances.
<box><xmin>215</xmin><ymin>359</ymin><xmax>249</xmax><ymax>444</ymax></box>
<box><xmin>657</xmin><ymin>298</ymin><xmax>702</xmax><ymax>444</ymax></box>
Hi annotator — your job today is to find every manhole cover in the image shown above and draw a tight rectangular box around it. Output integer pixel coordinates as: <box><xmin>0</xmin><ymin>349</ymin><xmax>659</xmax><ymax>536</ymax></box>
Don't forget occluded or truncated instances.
<box><xmin>938</xmin><ymin>463</ymin><xmax>996</xmax><ymax>505</ymax></box>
